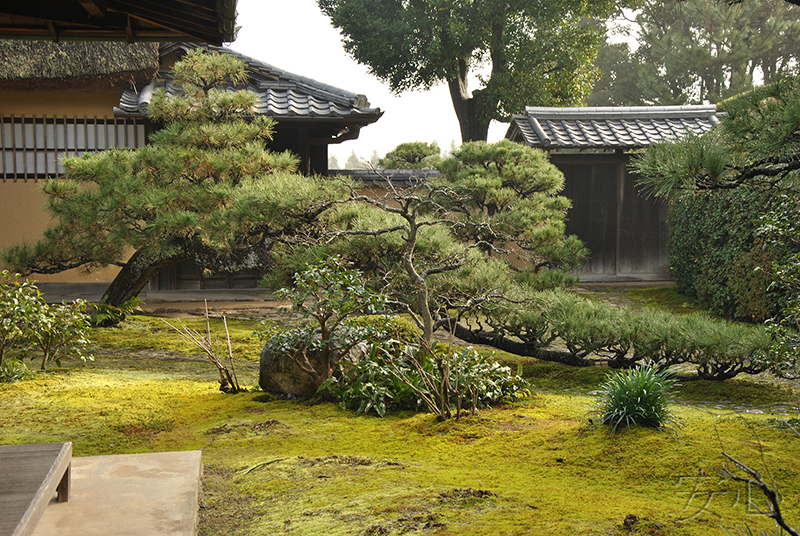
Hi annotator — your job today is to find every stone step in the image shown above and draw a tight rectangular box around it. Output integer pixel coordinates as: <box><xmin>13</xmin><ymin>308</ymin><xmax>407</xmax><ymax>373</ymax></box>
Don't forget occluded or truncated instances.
<box><xmin>32</xmin><ymin>451</ymin><xmax>202</xmax><ymax>536</ymax></box>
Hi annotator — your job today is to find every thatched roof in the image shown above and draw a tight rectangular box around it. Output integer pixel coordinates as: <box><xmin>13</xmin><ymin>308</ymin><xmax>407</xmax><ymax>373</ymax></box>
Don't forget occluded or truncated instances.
<box><xmin>0</xmin><ymin>41</ymin><xmax>159</xmax><ymax>91</ymax></box>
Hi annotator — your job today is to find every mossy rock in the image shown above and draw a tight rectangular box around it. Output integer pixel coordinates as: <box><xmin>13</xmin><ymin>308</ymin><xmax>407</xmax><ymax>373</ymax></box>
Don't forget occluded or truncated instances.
<box><xmin>258</xmin><ymin>339</ymin><xmax>368</xmax><ymax>396</ymax></box>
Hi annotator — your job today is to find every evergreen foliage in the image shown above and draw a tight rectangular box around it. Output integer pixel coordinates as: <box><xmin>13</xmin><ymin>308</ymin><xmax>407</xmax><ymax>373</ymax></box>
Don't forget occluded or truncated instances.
<box><xmin>266</xmin><ymin>140</ymin><xmax>586</xmax><ymax>347</ymax></box>
<box><xmin>379</xmin><ymin>141</ymin><xmax>441</xmax><ymax>169</ymax></box>
<box><xmin>667</xmin><ymin>189</ymin><xmax>782</xmax><ymax>322</ymax></box>
<box><xmin>633</xmin><ymin>78</ymin><xmax>800</xmax><ymax>379</ymax></box>
<box><xmin>632</xmin><ymin>77</ymin><xmax>800</xmax><ymax>195</ymax></box>
<box><xmin>2</xmin><ymin>49</ymin><xmax>345</xmax><ymax>311</ymax></box>
<box><xmin>589</xmin><ymin>0</ymin><xmax>800</xmax><ymax>106</ymax></box>
<box><xmin>318</xmin><ymin>0</ymin><xmax>616</xmax><ymax>141</ymax></box>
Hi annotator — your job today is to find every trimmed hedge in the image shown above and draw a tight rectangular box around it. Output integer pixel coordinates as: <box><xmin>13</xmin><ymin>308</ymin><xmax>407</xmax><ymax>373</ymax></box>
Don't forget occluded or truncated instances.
<box><xmin>510</xmin><ymin>289</ymin><xmax>770</xmax><ymax>381</ymax></box>
<box><xmin>668</xmin><ymin>189</ymin><xmax>782</xmax><ymax>323</ymax></box>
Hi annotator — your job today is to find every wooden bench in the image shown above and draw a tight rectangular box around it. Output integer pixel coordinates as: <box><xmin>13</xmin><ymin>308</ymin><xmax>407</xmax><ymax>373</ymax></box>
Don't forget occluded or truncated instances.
<box><xmin>0</xmin><ymin>443</ymin><xmax>72</xmax><ymax>536</ymax></box>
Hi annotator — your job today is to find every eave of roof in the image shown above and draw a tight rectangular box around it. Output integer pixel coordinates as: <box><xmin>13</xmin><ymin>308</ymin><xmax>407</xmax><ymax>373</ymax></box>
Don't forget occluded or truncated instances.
<box><xmin>0</xmin><ymin>0</ymin><xmax>237</xmax><ymax>46</ymax></box>
<box><xmin>116</xmin><ymin>43</ymin><xmax>383</xmax><ymax>134</ymax></box>
<box><xmin>506</xmin><ymin>105</ymin><xmax>720</xmax><ymax>150</ymax></box>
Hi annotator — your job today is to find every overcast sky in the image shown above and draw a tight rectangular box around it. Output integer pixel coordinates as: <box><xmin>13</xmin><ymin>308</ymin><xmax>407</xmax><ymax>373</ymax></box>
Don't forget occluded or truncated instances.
<box><xmin>226</xmin><ymin>0</ymin><xmax>508</xmax><ymax>165</ymax></box>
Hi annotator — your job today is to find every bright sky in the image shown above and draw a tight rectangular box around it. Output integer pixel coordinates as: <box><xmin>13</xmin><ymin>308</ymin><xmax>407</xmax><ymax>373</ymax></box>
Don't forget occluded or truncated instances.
<box><xmin>226</xmin><ymin>0</ymin><xmax>508</xmax><ymax>165</ymax></box>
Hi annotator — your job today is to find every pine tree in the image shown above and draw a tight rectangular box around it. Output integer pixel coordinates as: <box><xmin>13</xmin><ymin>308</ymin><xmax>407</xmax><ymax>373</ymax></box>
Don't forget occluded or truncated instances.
<box><xmin>3</xmin><ymin>49</ymin><xmax>345</xmax><ymax>309</ymax></box>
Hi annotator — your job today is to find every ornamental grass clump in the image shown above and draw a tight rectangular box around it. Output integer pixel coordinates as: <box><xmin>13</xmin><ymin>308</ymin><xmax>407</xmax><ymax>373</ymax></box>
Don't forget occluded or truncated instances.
<box><xmin>591</xmin><ymin>363</ymin><xmax>679</xmax><ymax>433</ymax></box>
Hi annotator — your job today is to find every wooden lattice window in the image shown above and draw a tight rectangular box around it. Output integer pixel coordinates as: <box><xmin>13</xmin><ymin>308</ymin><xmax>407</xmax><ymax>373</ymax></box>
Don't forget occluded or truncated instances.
<box><xmin>0</xmin><ymin>115</ymin><xmax>147</xmax><ymax>181</ymax></box>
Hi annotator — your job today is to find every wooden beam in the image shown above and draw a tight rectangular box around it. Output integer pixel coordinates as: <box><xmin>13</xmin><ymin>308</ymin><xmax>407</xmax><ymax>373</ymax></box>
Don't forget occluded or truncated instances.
<box><xmin>79</xmin><ymin>0</ymin><xmax>108</xmax><ymax>18</ymax></box>
<box><xmin>46</xmin><ymin>21</ymin><xmax>58</xmax><ymax>42</ymax></box>
<box><xmin>110</xmin><ymin>0</ymin><xmax>220</xmax><ymax>43</ymax></box>
<box><xmin>125</xmin><ymin>14</ymin><xmax>133</xmax><ymax>43</ymax></box>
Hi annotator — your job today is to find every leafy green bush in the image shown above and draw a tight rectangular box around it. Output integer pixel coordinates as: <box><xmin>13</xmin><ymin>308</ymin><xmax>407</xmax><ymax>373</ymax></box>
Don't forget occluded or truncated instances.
<box><xmin>0</xmin><ymin>271</ymin><xmax>42</xmax><ymax>366</ymax></box>
<box><xmin>0</xmin><ymin>271</ymin><xmax>92</xmax><ymax>371</ymax></box>
<box><xmin>668</xmin><ymin>189</ymin><xmax>782</xmax><ymax>322</ymax></box>
<box><xmin>28</xmin><ymin>300</ymin><xmax>92</xmax><ymax>371</ymax></box>
<box><xmin>591</xmin><ymin>363</ymin><xmax>679</xmax><ymax>433</ymax></box>
<box><xmin>323</xmin><ymin>341</ymin><xmax>424</xmax><ymax>417</ymax></box>
<box><xmin>259</xmin><ymin>256</ymin><xmax>388</xmax><ymax>391</ymax></box>
<box><xmin>758</xmin><ymin>193</ymin><xmax>800</xmax><ymax>380</ymax></box>
<box><xmin>325</xmin><ymin>342</ymin><xmax>529</xmax><ymax>418</ymax></box>
<box><xmin>0</xmin><ymin>357</ymin><xmax>33</xmax><ymax>383</ymax></box>
<box><xmin>89</xmin><ymin>297</ymin><xmax>143</xmax><ymax>328</ymax></box>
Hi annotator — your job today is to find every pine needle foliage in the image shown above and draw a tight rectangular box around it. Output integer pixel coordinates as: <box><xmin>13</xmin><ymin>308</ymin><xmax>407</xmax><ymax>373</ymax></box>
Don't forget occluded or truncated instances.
<box><xmin>2</xmin><ymin>49</ymin><xmax>346</xmax><ymax>313</ymax></box>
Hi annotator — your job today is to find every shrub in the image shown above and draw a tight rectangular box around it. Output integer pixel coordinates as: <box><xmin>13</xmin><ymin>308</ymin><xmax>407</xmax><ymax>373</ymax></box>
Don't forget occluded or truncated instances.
<box><xmin>689</xmin><ymin>317</ymin><xmax>769</xmax><ymax>381</ymax></box>
<box><xmin>0</xmin><ymin>271</ymin><xmax>42</xmax><ymax>366</ymax></box>
<box><xmin>521</xmin><ymin>289</ymin><xmax>771</xmax><ymax>380</ymax></box>
<box><xmin>28</xmin><ymin>299</ymin><xmax>92</xmax><ymax>371</ymax></box>
<box><xmin>549</xmin><ymin>292</ymin><xmax>624</xmax><ymax>360</ymax></box>
<box><xmin>0</xmin><ymin>271</ymin><xmax>92</xmax><ymax>371</ymax></box>
<box><xmin>0</xmin><ymin>357</ymin><xmax>33</xmax><ymax>383</ymax></box>
<box><xmin>668</xmin><ymin>189</ymin><xmax>782</xmax><ymax>322</ymax></box>
<box><xmin>259</xmin><ymin>256</ymin><xmax>387</xmax><ymax>391</ymax></box>
<box><xmin>89</xmin><ymin>297</ymin><xmax>143</xmax><ymax>328</ymax></box>
<box><xmin>591</xmin><ymin>363</ymin><xmax>679</xmax><ymax>433</ymax></box>
<box><xmin>323</xmin><ymin>340</ymin><xmax>424</xmax><ymax>417</ymax></box>
<box><xmin>325</xmin><ymin>342</ymin><xmax>529</xmax><ymax>418</ymax></box>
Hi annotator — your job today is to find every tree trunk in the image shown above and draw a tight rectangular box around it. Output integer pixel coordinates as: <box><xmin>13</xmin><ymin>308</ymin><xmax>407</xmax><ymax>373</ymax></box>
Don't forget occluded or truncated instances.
<box><xmin>447</xmin><ymin>58</ymin><xmax>492</xmax><ymax>143</ymax></box>
<box><xmin>100</xmin><ymin>247</ymin><xmax>186</xmax><ymax>307</ymax></box>
<box><xmin>447</xmin><ymin>16</ymin><xmax>504</xmax><ymax>144</ymax></box>
<box><xmin>450</xmin><ymin>322</ymin><xmax>591</xmax><ymax>367</ymax></box>
<box><xmin>99</xmin><ymin>239</ymin><xmax>275</xmax><ymax>308</ymax></box>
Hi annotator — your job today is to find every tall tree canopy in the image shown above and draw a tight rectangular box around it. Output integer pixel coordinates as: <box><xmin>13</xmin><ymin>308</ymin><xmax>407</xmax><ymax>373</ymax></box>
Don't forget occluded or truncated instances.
<box><xmin>2</xmin><ymin>50</ymin><xmax>345</xmax><ymax>307</ymax></box>
<box><xmin>318</xmin><ymin>0</ymin><xmax>616</xmax><ymax>142</ymax></box>
<box><xmin>589</xmin><ymin>0</ymin><xmax>800</xmax><ymax>106</ymax></box>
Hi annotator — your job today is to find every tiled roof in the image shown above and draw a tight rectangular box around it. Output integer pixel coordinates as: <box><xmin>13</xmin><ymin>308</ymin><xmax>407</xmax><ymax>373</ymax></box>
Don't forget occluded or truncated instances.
<box><xmin>116</xmin><ymin>43</ymin><xmax>382</xmax><ymax>127</ymax></box>
<box><xmin>506</xmin><ymin>106</ymin><xmax>719</xmax><ymax>149</ymax></box>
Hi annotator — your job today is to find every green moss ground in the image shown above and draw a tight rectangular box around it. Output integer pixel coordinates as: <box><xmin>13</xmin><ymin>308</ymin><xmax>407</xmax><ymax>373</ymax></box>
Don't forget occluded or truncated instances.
<box><xmin>622</xmin><ymin>287</ymin><xmax>703</xmax><ymax>315</ymax></box>
<box><xmin>2</xmin><ymin>316</ymin><xmax>800</xmax><ymax>536</ymax></box>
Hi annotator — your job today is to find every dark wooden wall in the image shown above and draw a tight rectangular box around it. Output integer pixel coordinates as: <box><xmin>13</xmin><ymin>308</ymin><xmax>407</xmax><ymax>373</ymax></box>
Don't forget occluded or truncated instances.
<box><xmin>551</xmin><ymin>153</ymin><xmax>670</xmax><ymax>281</ymax></box>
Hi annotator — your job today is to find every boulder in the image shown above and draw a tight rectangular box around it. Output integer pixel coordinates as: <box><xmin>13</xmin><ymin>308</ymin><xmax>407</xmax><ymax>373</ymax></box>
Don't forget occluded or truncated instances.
<box><xmin>258</xmin><ymin>337</ymin><xmax>369</xmax><ymax>396</ymax></box>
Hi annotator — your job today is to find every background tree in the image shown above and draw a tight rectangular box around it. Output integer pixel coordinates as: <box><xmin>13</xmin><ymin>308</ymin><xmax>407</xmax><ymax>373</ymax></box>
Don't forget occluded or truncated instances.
<box><xmin>318</xmin><ymin>0</ymin><xmax>616</xmax><ymax>142</ymax></box>
<box><xmin>379</xmin><ymin>141</ymin><xmax>442</xmax><ymax>169</ymax></box>
<box><xmin>343</xmin><ymin>150</ymin><xmax>363</xmax><ymax>169</ymax></box>
<box><xmin>328</xmin><ymin>153</ymin><xmax>341</xmax><ymax>170</ymax></box>
<box><xmin>2</xmin><ymin>50</ymin><xmax>345</xmax><ymax>309</ymax></box>
<box><xmin>586</xmin><ymin>42</ymin><xmax>647</xmax><ymax>106</ymax></box>
<box><xmin>589</xmin><ymin>0</ymin><xmax>800</xmax><ymax>105</ymax></box>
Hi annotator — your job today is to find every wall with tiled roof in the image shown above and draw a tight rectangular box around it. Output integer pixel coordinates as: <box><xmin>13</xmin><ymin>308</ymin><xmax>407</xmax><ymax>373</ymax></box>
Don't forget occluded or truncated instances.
<box><xmin>507</xmin><ymin>106</ymin><xmax>719</xmax><ymax>149</ymax></box>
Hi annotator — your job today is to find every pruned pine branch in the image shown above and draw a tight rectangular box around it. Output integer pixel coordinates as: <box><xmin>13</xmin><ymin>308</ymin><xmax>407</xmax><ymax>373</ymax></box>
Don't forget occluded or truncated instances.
<box><xmin>326</xmin><ymin>225</ymin><xmax>409</xmax><ymax>243</ymax></box>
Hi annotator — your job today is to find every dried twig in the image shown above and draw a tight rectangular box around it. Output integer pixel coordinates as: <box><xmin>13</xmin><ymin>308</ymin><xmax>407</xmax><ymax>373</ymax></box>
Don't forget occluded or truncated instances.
<box><xmin>160</xmin><ymin>301</ymin><xmax>242</xmax><ymax>393</ymax></box>
<box><xmin>712</xmin><ymin>425</ymin><xmax>799</xmax><ymax>536</ymax></box>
